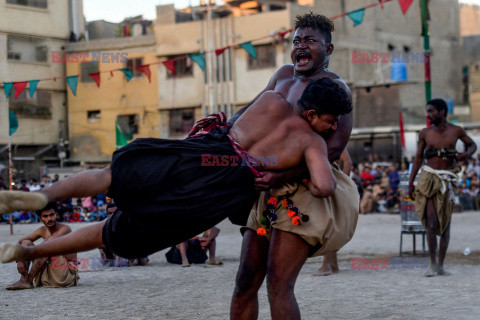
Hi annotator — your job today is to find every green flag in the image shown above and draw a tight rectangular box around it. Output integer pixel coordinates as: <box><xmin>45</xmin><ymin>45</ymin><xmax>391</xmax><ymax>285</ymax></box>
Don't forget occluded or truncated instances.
<box><xmin>9</xmin><ymin>108</ymin><xmax>18</xmax><ymax>136</ymax></box>
<box><xmin>116</xmin><ymin>121</ymin><xmax>128</xmax><ymax>149</ymax></box>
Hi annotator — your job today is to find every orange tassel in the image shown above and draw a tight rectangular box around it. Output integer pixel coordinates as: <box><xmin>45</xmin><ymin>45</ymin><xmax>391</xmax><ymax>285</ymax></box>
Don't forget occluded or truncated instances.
<box><xmin>292</xmin><ymin>216</ymin><xmax>301</xmax><ymax>225</ymax></box>
<box><xmin>257</xmin><ymin>228</ymin><xmax>267</xmax><ymax>236</ymax></box>
<box><xmin>288</xmin><ymin>209</ymin><xmax>296</xmax><ymax>217</ymax></box>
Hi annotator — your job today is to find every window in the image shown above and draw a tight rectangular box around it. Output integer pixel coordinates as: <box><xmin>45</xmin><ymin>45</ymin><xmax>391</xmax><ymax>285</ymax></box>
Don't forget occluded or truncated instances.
<box><xmin>7</xmin><ymin>34</ymin><xmax>48</xmax><ymax>63</ymax></box>
<box><xmin>10</xmin><ymin>90</ymin><xmax>51</xmax><ymax>119</ymax></box>
<box><xmin>87</xmin><ymin>110</ymin><xmax>101</xmax><ymax>123</ymax></box>
<box><xmin>6</xmin><ymin>0</ymin><xmax>47</xmax><ymax>9</ymax></box>
<box><xmin>248</xmin><ymin>44</ymin><xmax>276</xmax><ymax>69</ymax></box>
<box><xmin>169</xmin><ymin>108</ymin><xmax>195</xmax><ymax>135</ymax></box>
<box><xmin>126</xmin><ymin>58</ymin><xmax>144</xmax><ymax>78</ymax></box>
<box><xmin>80</xmin><ymin>61</ymin><xmax>99</xmax><ymax>83</ymax></box>
<box><xmin>167</xmin><ymin>55</ymin><xmax>193</xmax><ymax>78</ymax></box>
<box><xmin>118</xmin><ymin>114</ymin><xmax>139</xmax><ymax>134</ymax></box>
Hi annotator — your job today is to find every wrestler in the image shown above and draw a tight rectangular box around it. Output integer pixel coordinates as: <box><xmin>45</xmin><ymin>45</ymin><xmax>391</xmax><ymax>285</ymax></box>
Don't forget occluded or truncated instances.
<box><xmin>409</xmin><ymin>99</ymin><xmax>476</xmax><ymax>277</ymax></box>
<box><xmin>0</xmin><ymin>77</ymin><xmax>351</xmax><ymax>265</ymax></box>
<box><xmin>5</xmin><ymin>203</ymin><xmax>79</xmax><ymax>290</ymax></box>
<box><xmin>230</xmin><ymin>13</ymin><xmax>358</xmax><ymax>320</ymax></box>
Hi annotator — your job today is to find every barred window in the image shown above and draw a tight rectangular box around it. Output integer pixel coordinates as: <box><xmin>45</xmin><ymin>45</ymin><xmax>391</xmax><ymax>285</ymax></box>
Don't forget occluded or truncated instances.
<box><xmin>169</xmin><ymin>108</ymin><xmax>195</xmax><ymax>135</ymax></box>
<box><xmin>6</xmin><ymin>0</ymin><xmax>47</xmax><ymax>9</ymax></box>
<box><xmin>167</xmin><ymin>56</ymin><xmax>193</xmax><ymax>78</ymax></box>
<box><xmin>126</xmin><ymin>58</ymin><xmax>144</xmax><ymax>78</ymax></box>
<box><xmin>80</xmin><ymin>61</ymin><xmax>99</xmax><ymax>83</ymax></box>
<box><xmin>10</xmin><ymin>90</ymin><xmax>51</xmax><ymax>119</ymax></box>
<box><xmin>248</xmin><ymin>44</ymin><xmax>276</xmax><ymax>69</ymax></box>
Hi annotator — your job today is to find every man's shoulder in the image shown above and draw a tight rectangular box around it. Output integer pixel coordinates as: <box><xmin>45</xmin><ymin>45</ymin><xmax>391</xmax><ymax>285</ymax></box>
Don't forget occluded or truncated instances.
<box><xmin>273</xmin><ymin>64</ymin><xmax>295</xmax><ymax>80</ymax></box>
<box><xmin>56</xmin><ymin>222</ymin><xmax>72</xmax><ymax>233</ymax></box>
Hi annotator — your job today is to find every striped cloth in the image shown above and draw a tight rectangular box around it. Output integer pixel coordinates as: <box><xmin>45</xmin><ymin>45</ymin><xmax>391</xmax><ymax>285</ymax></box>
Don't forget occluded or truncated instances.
<box><xmin>188</xmin><ymin>112</ymin><xmax>260</xmax><ymax>177</ymax></box>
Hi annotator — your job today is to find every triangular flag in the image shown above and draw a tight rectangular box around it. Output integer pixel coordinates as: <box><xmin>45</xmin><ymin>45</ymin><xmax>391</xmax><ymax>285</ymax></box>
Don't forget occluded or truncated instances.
<box><xmin>188</xmin><ymin>53</ymin><xmax>206</xmax><ymax>70</ymax></box>
<box><xmin>120</xmin><ymin>68</ymin><xmax>133</xmax><ymax>82</ymax></box>
<box><xmin>378</xmin><ymin>0</ymin><xmax>385</xmax><ymax>9</ymax></box>
<box><xmin>66</xmin><ymin>76</ymin><xmax>78</xmax><ymax>96</ymax></box>
<box><xmin>347</xmin><ymin>8</ymin><xmax>365</xmax><ymax>27</ymax></box>
<box><xmin>116</xmin><ymin>121</ymin><xmax>128</xmax><ymax>149</ymax></box>
<box><xmin>136</xmin><ymin>65</ymin><xmax>151</xmax><ymax>83</ymax></box>
<box><xmin>163</xmin><ymin>59</ymin><xmax>175</xmax><ymax>75</ymax></box>
<box><xmin>398</xmin><ymin>0</ymin><xmax>414</xmax><ymax>15</ymax></box>
<box><xmin>29</xmin><ymin>80</ymin><xmax>39</xmax><ymax>97</ymax></box>
<box><xmin>88</xmin><ymin>72</ymin><xmax>101</xmax><ymax>87</ymax></box>
<box><xmin>4</xmin><ymin>82</ymin><xmax>13</xmax><ymax>98</ymax></box>
<box><xmin>215</xmin><ymin>47</ymin><xmax>228</xmax><ymax>56</ymax></box>
<box><xmin>240</xmin><ymin>42</ymin><xmax>257</xmax><ymax>59</ymax></box>
<box><xmin>9</xmin><ymin>108</ymin><xmax>18</xmax><ymax>136</ymax></box>
<box><xmin>13</xmin><ymin>82</ymin><xmax>28</xmax><ymax>99</ymax></box>
<box><xmin>278</xmin><ymin>30</ymin><xmax>291</xmax><ymax>42</ymax></box>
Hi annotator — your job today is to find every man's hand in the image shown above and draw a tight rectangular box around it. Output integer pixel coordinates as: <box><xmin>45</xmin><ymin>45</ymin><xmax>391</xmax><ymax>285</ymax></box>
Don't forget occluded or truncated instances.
<box><xmin>408</xmin><ymin>185</ymin><xmax>415</xmax><ymax>200</ymax></box>
<box><xmin>254</xmin><ymin>171</ymin><xmax>283</xmax><ymax>190</ymax></box>
<box><xmin>197</xmin><ymin>237</ymin><xmax>211</xmax><ymax>250</ymax></box>
<box><xmin>456</xmin><ymin>152</ymin><xmax>469</xmax><ymax>162</ymax></box>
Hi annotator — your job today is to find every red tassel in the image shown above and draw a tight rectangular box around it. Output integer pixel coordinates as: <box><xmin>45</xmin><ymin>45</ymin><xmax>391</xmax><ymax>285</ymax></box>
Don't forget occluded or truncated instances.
<box><xmin>136</xmin><ymin>65</ymin><xmax>151</xmax><ymax>83</ymax></box>
<box><xmin>88</xmin><ymin>72</ymin><xmax>101</xmax><ymax>88</ymax></box>
<box><xmin>13</xmin><ymin>82</ymin><xmax>28</xmax><ymax>99</ymax></box>
<box><xmin>163</xmin><ymin>60</ymin><xmax>175</xmax><ymax>75</ymax></box>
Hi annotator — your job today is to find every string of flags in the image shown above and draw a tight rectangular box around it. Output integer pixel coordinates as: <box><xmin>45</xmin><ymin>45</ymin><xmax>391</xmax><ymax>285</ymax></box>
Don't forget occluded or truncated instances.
<box><xmin>2</xmin><ymin>0</ymin><xmax>415</xmax><ymax>100</ymax></box>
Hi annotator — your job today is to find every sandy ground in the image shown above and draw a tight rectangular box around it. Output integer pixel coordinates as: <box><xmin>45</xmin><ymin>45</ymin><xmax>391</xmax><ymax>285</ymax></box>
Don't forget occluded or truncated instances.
<box><xmin>0</xmin><ymin>211</ymin><xmax>479</xmax><ymax>320</ymax></box>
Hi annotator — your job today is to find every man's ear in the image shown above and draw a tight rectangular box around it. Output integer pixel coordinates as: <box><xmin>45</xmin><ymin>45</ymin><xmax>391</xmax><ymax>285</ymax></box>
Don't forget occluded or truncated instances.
<box><xmin>326</xmin><ymin>43</ymin><xmax>334</xmax><ymax>56</ymax></box>
<box><xmin>306</xmin><ymin>110</ymin><xmax>318</xmax><ymax>121</ymax></box>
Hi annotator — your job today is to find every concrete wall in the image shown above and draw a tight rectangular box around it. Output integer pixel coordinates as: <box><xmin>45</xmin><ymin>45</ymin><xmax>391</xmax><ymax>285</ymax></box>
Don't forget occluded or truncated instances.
<box><xmin>460</xmin><ymin>4</ymin><xmax>480</xmax><ymax>36</ymax></box>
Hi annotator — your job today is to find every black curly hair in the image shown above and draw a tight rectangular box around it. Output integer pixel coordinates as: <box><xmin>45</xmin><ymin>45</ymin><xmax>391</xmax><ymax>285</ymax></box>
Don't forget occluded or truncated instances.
<box><xmin>36</xmin><ymin>202</ymin><xmax>57</xmax><ymax>216</ymax></box>
<box><xmin>294</xmin><ymin>12</ymin><xmax>335</xmax><ymax>44</ymax></box>
<box><xmin>297</xmin><ymin>78</ymin><xmax>351</xmax><ymax>116</ymax></box>
<box><xmin>427</xmin><ymin>99</ymin><xmax>448</xmax><ymax>116</ymax></box>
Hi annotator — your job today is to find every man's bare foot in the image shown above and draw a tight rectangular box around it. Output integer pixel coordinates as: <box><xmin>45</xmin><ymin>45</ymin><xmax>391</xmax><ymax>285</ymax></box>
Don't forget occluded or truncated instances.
<box><xmin>314</xmin><ymin>265</ymin><xmax>339</xmax><ymax>276</ymax></box>
<box><xmin>437</xmin><ymin>266</ymin><xmax>452</xmax><ymax>276</ymax></box>
<box><xmin>181</xmin><ymin>263</ymin><xmax>191</xmax><ymax>267</ymax></box>
<box><xmin>0</xmin><ymin>244</ymin><xmax>28</xmax><ymax>263</ymax></box>
<box><xmin>207</xmin><ymin>259</ymin><xmax>223</xmax><ymax>266</ymax></box>
<box><xmin>0</xmin><ymin>191</ymin><xmax>48</xmax><ymax>214</ymax></box>
<box><xmin>425</xmin><ymin>264</ymin><xmax>438</xmax><ymax>277</ymax></box>
<box><xmin>5</xmin><ymin>280</ymin><xmax>34</xmax><ymax>290</ymax></box>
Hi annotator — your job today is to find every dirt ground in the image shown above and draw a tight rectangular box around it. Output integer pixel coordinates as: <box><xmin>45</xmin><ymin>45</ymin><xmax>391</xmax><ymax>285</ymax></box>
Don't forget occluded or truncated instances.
<box><xmin>1</xmin><ymin>211</ymin><xmax>479</xmax><ymax>320</ymax></box>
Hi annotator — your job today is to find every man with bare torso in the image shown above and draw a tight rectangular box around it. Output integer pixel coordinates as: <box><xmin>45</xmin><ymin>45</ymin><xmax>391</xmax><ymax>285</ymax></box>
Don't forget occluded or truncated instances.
<box><xmin>0</xmin><ymin>77</ymin><xmax>351</xmax><ymax>269</ymax></box>
<box><xmin>229</xmin><ymin>13</ymin><xmax>359</xmax><ymax>320</ymax></box>
<box><xmin>409</xmin><ymin>99</ymin><xmax>476</xmax><ymax>276</ymax></box>
<box><xmin>5</xmin><ymin>203</ymin><xmax>79</xmax><ymax>290</ymax></box>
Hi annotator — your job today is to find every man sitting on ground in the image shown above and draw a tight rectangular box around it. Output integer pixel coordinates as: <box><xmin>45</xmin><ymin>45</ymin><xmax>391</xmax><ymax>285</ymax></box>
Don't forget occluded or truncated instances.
<box><xmin>5</xmin><ymin>203</ymin><xmax>79</xmax><ymax>290</ymax></box>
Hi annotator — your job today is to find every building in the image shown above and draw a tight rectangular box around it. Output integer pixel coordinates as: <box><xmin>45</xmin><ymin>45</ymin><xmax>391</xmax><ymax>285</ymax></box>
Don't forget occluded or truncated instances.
<box><xmin>460</xmin><ymin>3</ymin><xmax>480</xmax><ymax>36</ymax></box>
<box><xmin>153</xmin><ymin>0</ymin><xmax>462</xmax><ymax>162</ymax></box>
<box><xmin>0</xmin><ymin>0</ymin><xmax>84</xmax><ymax>180</ymax></box>
<box><xmin>63</xmin><ymin>35</ymin><xmax>158</xmax><ymax>163</ymax></box>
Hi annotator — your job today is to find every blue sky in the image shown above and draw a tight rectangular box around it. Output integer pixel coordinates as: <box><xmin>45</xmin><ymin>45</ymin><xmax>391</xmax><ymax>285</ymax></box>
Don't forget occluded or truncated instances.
<box><xmin>83</xmin><ymin>0</ymin><xmax>480</xmax><ymax>23</ymax></box>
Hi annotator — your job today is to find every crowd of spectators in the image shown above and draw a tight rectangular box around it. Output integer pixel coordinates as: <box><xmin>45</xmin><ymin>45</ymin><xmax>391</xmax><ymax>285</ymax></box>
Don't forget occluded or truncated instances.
<box><xmin>0</xmin><ymin>174</ymin><xmax>110</xmax><ymax>224</ymax></box>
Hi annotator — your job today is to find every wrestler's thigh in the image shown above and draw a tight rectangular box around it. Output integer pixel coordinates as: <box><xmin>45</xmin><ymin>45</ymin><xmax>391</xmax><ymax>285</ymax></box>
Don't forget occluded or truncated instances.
<box><xmin>267</xmin><ymin>229</ymin><xmax>309</xmax><ymax>283</ymax></box>
<box><xmin>235</xmin><ymin>229</ymin><xmax>269</xmax><ymax>286</ymax></box>
<box><xmin>426</xmin><ymin>198</ymin><xmax>439</xmax><ymax>228</ymax></box>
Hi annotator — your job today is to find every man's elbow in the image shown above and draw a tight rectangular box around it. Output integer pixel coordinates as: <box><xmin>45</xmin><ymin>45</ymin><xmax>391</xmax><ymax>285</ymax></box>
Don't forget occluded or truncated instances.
<box><xmin>311</xmin><ymin>180</ymin><xmax>336</xmax><ymax>198</ymax></box>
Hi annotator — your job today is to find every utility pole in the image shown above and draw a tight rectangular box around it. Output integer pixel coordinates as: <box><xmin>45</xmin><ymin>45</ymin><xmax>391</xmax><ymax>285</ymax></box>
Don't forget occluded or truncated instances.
<box><xmin>206</xmin><ymin>0</ymin><xmax>216</xmax><ymax>115</ymax></box>
<box><xmin>420</xmin><ymin>0</ymin><xmax>431</xmax><ymax>126</ymax></box>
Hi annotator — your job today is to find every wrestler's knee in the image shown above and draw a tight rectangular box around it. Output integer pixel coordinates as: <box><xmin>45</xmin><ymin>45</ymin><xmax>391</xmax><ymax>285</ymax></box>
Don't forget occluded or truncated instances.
<box><xmin>233</xmin><ymin>264</ymin><xmax>264</xmax><ymax>297</ymax></box>
<box><xmin>266</xmin><ymin>270</ymin><xmax>293</xmax><ymax>295</ymax></box>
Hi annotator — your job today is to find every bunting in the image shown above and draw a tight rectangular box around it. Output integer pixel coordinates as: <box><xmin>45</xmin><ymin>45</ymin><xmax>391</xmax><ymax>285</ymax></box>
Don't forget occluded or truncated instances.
<box><xmin>163</xmin><ymin>60</ymin><xmax>175</xmax><ymax>75</ymax></box>
<box><xmin>66</xmin><ymin>76</ymin><xmax>78</xmax><ymax>96</ymax></box>
<box><xmin>9</xmin><ymin>108</ymin><xmax>18</xmax><ymax>136</ymax></box>
<box><xmin>398</xmin><ymin>0</ymin><xmax>414</xmax><ymax>15</ymax></box>
<box><xmin>29</xmin><ymin>80</ymin><xmax>39</xmax><ymax>97</ymax></box>
<box><xmin>88</xmin><ymin>72</ymin><xmax>101</xmax><ymax>88</ymax></box>
<box><xmin>215</xmin><ymin>47</ymin><xmax>229</xmax><ymax>56</ymax></box>
<box><xmin>188</xmin><ymin>53</ymin><xmax>206</xmax><ymax>70</ymax></box>
<box><xmin>115</xmin><ymin>121</ymin><xmax>128</xmax><ymax>149</ymax></box>
<box><xmin>1</xmin><ymin>0</ymin><xmax>401</xmax><ymax>97</ymax></box>
<box><xmin>240</xmin><ymin>42</ymin><xmax>257</xmax><ymax>59</ymax></box>
<box><xmin>136</xmin><ymin>65</ymin><xmax>151</xmax><ymax>83</ymax></box>
<box><xmin>120</xmin><ymin>68</ymin><xmax>133</xmax><ymax>82</ymax></box>
<box><xmin>347</xmin><ymin>9</ymin><xmax>365</xmax><ymax>27</ymax></box>
<box><xmin>4</xmin><ymin>82</ymin><xmax>13</xmax><ymax>99</ymax></box>
<box><xmin>13</xmin><ymin>82</ymin><xmax>28</xmax><ymax>99</ymax></box>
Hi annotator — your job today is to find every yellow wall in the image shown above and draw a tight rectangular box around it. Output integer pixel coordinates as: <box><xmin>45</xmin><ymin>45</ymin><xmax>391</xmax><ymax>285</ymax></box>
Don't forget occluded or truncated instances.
<box><xmin>66</xmin><ymin>50</ymin><xmax>159</xmax><ymax>160</ymax></box>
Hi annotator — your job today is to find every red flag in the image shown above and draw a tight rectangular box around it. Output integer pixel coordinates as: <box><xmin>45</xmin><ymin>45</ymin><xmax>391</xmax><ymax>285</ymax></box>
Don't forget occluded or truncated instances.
<box><xmin>215</xmin><ymin>47</ymin><xmax>228</xmax><ymax>56</ymax></box>
<box><xmin>398</xmin><ymin>0</ymin><xmax>414</xmax><ymax>15</ymax></box>
<box><xmin>278</xmin><ymin>30</ymin><xmax>291</xmax><ymax>42</ymax></box>
<box><xmin>163</xmin><ymin>60</ymin><xmax>175</xmax><ymax>75</ymax></box>
<box><xmin>13</xmin><ymin>81</ymin><xmax>28</xmax><ymax>99</ymax></box>
<box><xmin>88</xmin><ymin>72</ymin><xmax>101</xmax><ymax>88</ymax></box>
<box><xmin>399</xmin><ymin>111</ymin><xmax>406</xmax><ymax>151</ymax></box>
<box><xmin>378</xmin><ymin>0</ymin><xmax>385</xmax><ymax>9</ymax></box>
<box><xmin>136</xmin><ymin>65</ymin><xmax>151</xmax><ymax>83</ymax></box>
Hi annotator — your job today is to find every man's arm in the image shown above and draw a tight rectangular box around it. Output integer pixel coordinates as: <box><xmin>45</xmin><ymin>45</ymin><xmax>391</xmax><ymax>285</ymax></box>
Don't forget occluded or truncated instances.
<box><xmin>339</xmin><ymin>149</ymin><xmax>353</xmax><ymax>175</ymax></box>
<box><xmin>227</xmin><ymin>65</ymin><xmax>291</xmax><ymax>126</ymax></box>
<box><xmin>50</xmin><ymin>224</ymin><xmax>72</xmax><ymax>239</ymax></box>
<box><xmin>303</xmin><ymin>136</ymin><xmax>336</xmax><ymax>198</ymax></box>
<box><xmin>457</xmin><ymin>128</ymin><xmax>477</xmax><ymax>161</ymax></box>
<box><xmin>18</xmin><ymin>227</ymin><xmax>43</xmax><ymax>244</ymax></box>
<box><xmin>408</xmin><ymin>130</ymin><xmax>427</xmax><ymax>199</ymax></box>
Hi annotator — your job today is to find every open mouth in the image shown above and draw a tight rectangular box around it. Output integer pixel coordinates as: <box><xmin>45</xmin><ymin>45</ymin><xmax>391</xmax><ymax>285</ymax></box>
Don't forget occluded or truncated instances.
<box><xmin>296</xmin><ymin>52</ymin><xmax>312</xmax><ymax>67</ymax></box>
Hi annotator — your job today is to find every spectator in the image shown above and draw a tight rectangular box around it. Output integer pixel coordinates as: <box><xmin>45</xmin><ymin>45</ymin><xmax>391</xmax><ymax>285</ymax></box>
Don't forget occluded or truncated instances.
<box><xmin>361</xmin><ymin>167</ymin><xmax>374</xmax><ymax>187</ymax></box>
<box><xmin>18</xmin><ymin>180</ymin><xmax>30</xmax><ymax>192</ymax></box>
<box><xmin>29</xmin><ymin>179</ymin><xmax>41</xmax><ymax>192</ymax></box>
<box><xmin>0</xmin><ymin>177</ymin><xmax>7</xmax><ymax>190</ymax></box>
<box><xmin>360</xmin><ymin>185</ymin><xmax>375</xmax><ymax>214</ymax></box>
<box><xmin>388</xmin><ymin>166</ymin><xmax>400</xmax><ymax>194</ymax></box>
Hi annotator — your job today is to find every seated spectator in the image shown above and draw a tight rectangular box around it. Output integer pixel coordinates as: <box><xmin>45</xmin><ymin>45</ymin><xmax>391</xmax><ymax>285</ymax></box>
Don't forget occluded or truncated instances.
<box><xmin>28</xmin><ymin>179</ymin><xmax>41</xmax><ymax>192</ymax></box>
<box><xmin>386</xmin><ymin>191</ymin><xmax>398</xmax><ymax>210</ymax></box>
<box><xmin>18</xmin><ymin>180</ymin><xmax>30</xmax><ymax>192</ymax></box>
<box><xmin>360</xmin><ymin>186</ymin><xmax>375</xmax><ymax>214</ymax></box>
<box><xmin>89</xmin><ymin>206</ymin><xmax>102</xmax><ymax>222</ymax></box>
<box><xmin>166</xmin><ymin>227</ymin><xmax>222</xmax><ymax>267</ymax></box>
<box><xmin>69</xmin><ymin>207</ymin><xmax>83</xmax><ymax>223</ymax></box>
